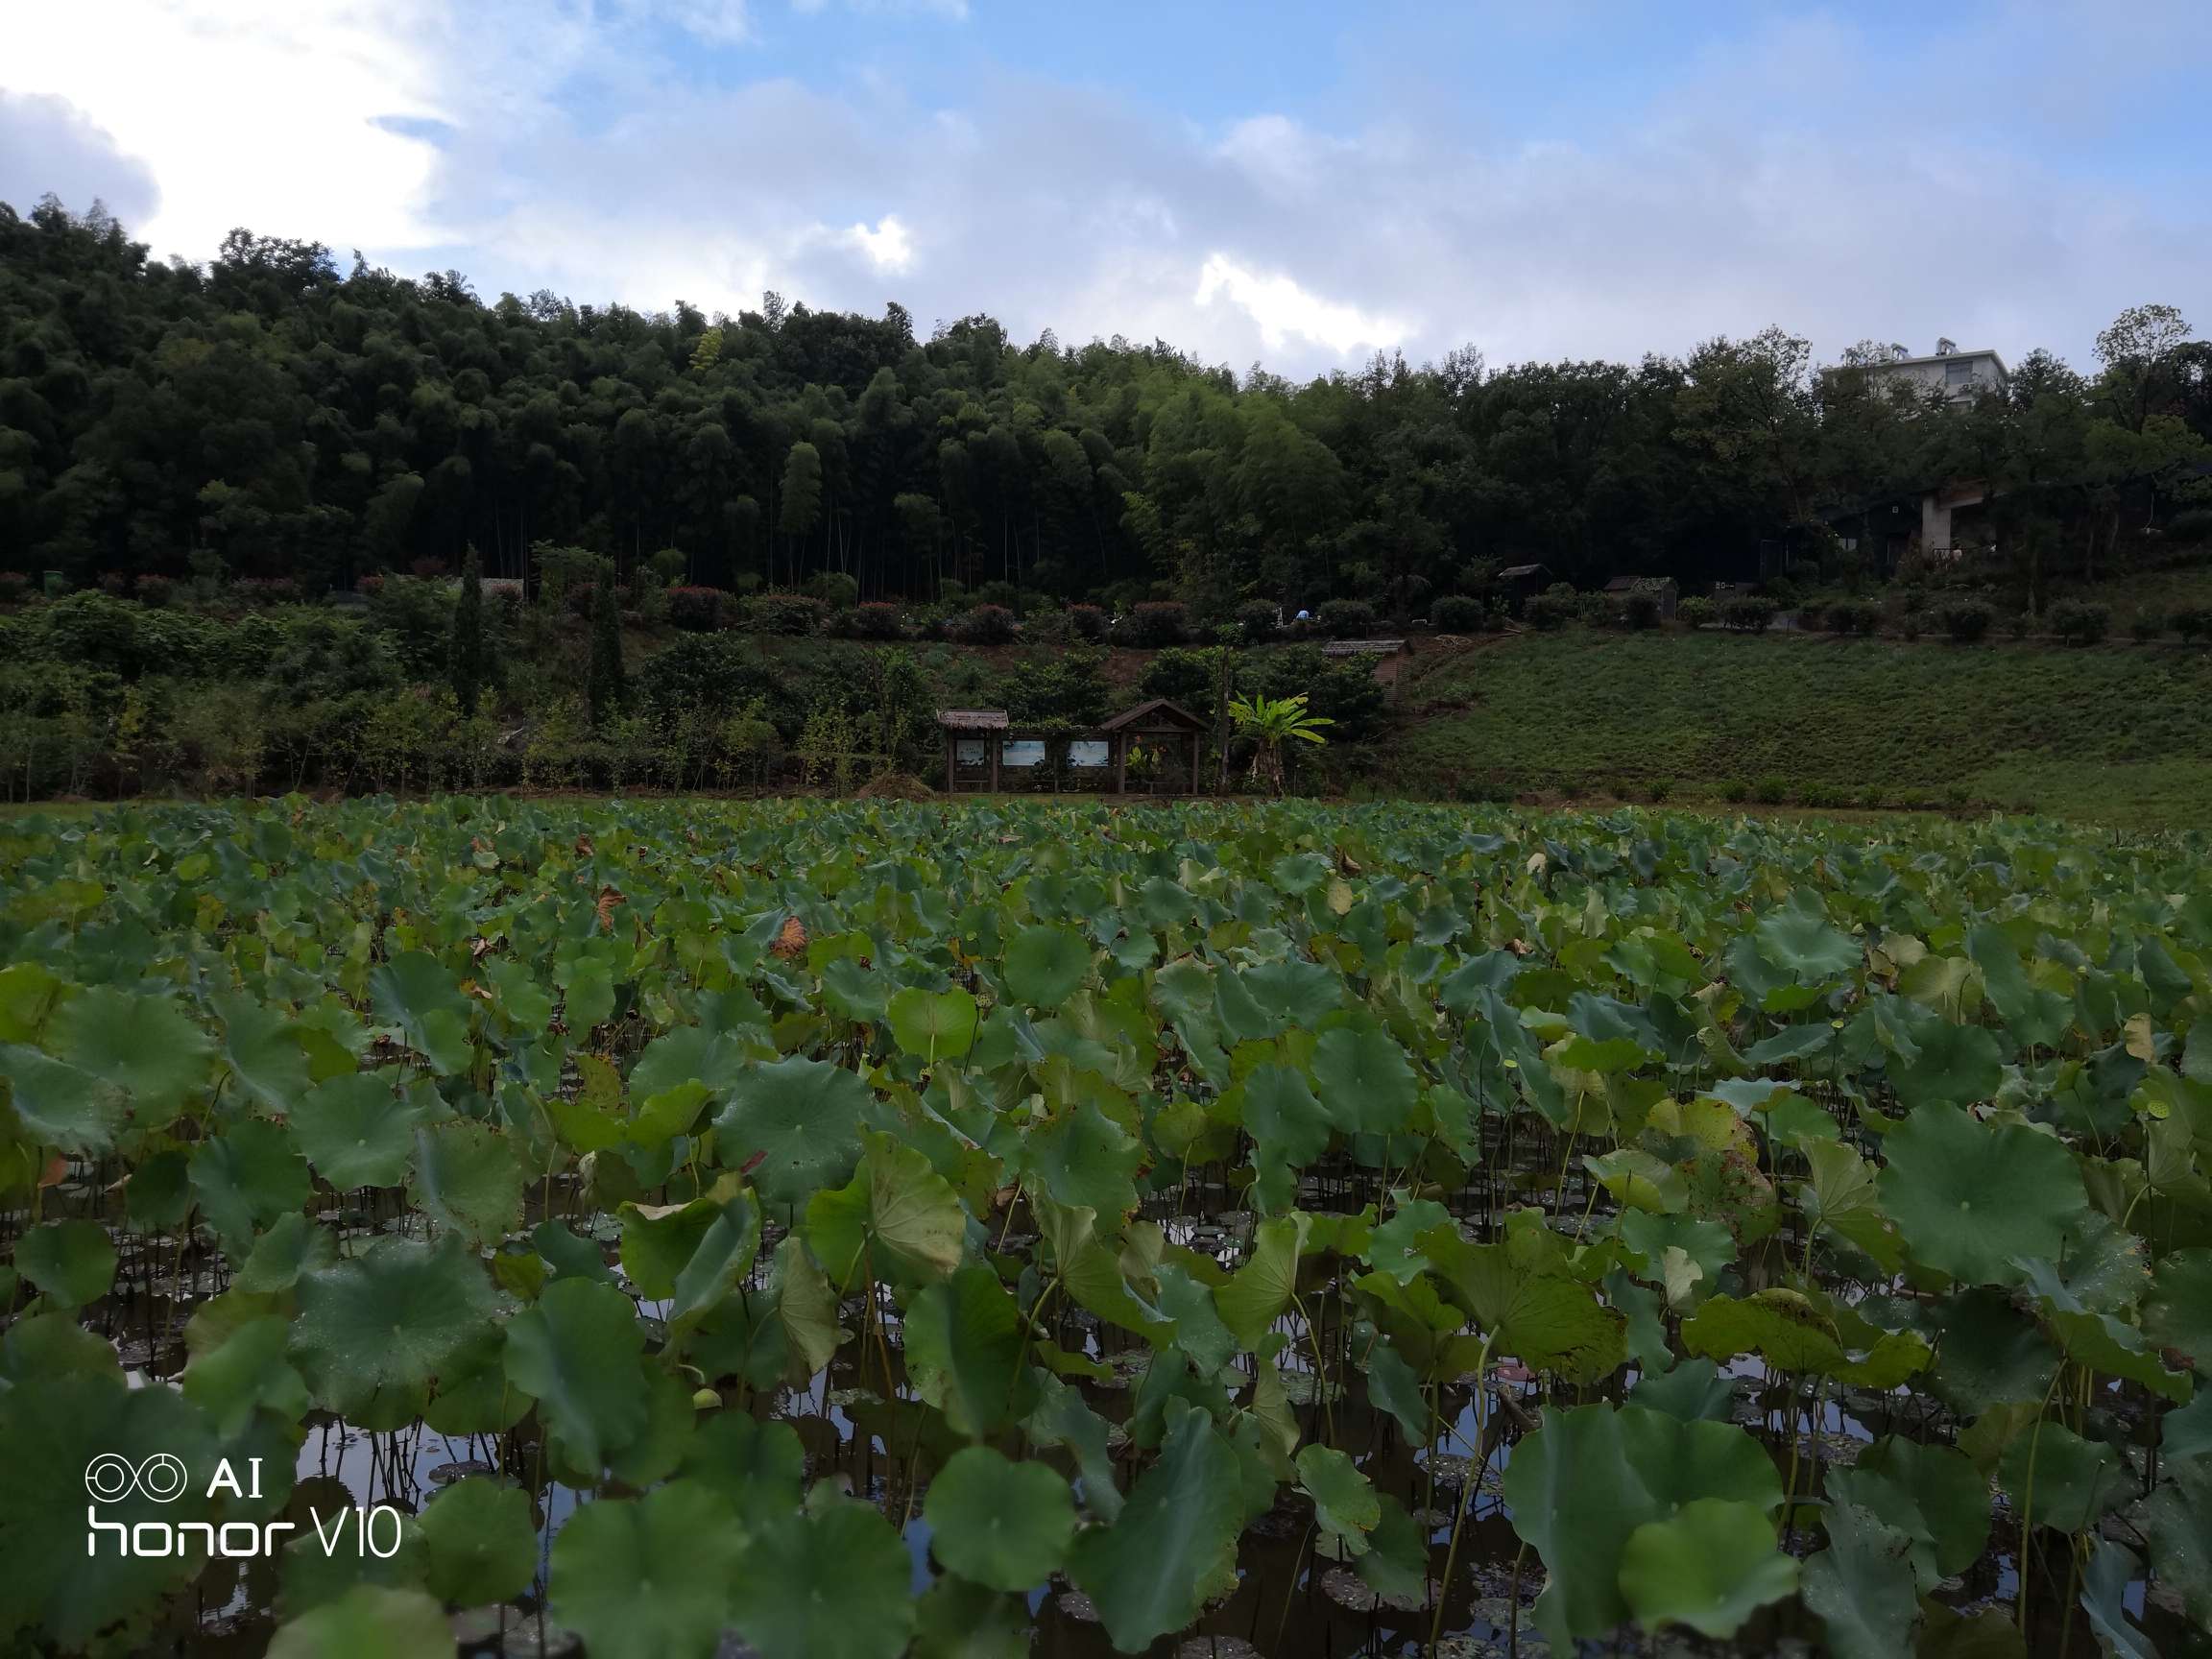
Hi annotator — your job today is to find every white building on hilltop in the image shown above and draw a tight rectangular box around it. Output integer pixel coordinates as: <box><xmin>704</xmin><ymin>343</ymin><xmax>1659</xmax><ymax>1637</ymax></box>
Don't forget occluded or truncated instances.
<box><xmin>1858</xmin><ymin>339</ymin><xmax>2009</xmax><ymax>404</ymax></box>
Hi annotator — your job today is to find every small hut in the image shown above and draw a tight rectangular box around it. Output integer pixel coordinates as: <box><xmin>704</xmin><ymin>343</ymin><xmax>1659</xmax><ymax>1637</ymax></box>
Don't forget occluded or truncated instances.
<box><xmin>1498</xmin><ymin>563</ymin><xmax>1551</xmax><ymax>615</ymax></box>
<box><xmin>936</xmin><ymin>698</ymin><xmax>1209</xmax><ymax>795</ymax></box>
<box><xmin>1602</xmin><ymin>575</ymin><xmax>1678</xmax><ymax>620</ymax></box>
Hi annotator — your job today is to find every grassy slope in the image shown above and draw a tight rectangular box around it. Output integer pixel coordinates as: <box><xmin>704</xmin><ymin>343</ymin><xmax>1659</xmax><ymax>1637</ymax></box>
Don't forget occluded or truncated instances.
<box><xmin>2047</xmin><ymin>560</ymin><xmax>2212</xmax><ymax>628</ymax></box>
<box><xmin>1385</xmin><ymin>631</ymin><xmax>2212</xmax><ymax>826</ymax></box>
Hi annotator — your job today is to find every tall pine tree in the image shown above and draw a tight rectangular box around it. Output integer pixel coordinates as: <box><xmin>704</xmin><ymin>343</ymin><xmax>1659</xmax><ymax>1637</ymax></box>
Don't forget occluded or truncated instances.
<box><xmin>449</xmin><ymin>544</ymin><xmax>486</xmax><ymax>715</ymax></box>
<box><xmin>588</xmin><ymin>564</ymin><xmax>626</xmax><ymax>727</ymax></box>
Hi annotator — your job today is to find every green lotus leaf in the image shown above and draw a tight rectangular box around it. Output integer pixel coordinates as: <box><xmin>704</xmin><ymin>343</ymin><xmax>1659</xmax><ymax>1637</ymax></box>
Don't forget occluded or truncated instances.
<box><xmin>290</xmin><ymin>1070</ymin><xmax>421</xmax><ymax>1190</ymax></box>
<box><xmin>1801</xmin><ymin>1500</ymin><xmax>1921</xmax><ymax>1659</ymax></box>
<box><xmin>767</xmin><ymin>1231</ymin><xmax>844</xmax><ymax>1380</ymax></box>
<box><xmin>189</xmin><ymin>1119</ymin><xmax>311</xmax><ymax>1251</ymax></box>
<box><xmin>1294</xmin><ymin>1443</ymin><xmax>1381</xmax><ymax>1551</ymax></box>
<box><xmin>292</xmin><ymin>1233</ymin><xmax>499</xmax><ymax>1411</ymax></box>
<box><xmin>2035</xmin><ymin>1298</ymin><xmax>2192</xmax><ymax>1404</ymax></box>
<box><xmin>267</xmin><ymin>1587</ymin><xmax>453</xmax><ymax>1659</ymax></box>
<box><xmin>279</xmin><ymin>1485</ymin><xmax>430</xmax><ymax>1610</ymax></box>
<box><xmin>423</xmin><ymin>1324</ymin><xmax>531</xmax><ymax>1435</ymax></box>
<box><xmin>729</xmin><ymin>1488</ymin><xmax>915</xmax><ymax>1659</ymax></box>
<box><xmin>181</xmin><ymin>1313</ymin><xmax>310</xmax><ymax>1436</ymax></box>
<box><xmin>558</xmin><ymin>955</ymin><xmax>616</xmax><ymax>1034</ymax></box>
<box><xmin>1152</xmin><ymin>1262</ymin><xmax>1236</xmax><ymax>1379</ymax></box>
<box><xmin>551</xmin><ymin>1480</ymin><xmax>746</xmax><ymax>1659</ymax></box>
<box><xmin>1741</xmin><ymin>1022</ymin><xmax>1837</xmax><ymax>1066</ymax></box>
<box><xmin>511</xmin><ymin>1218</ymin><xmax>603</xmax><ymax>1286</ymax></box>
<box><xmin>924</xmin><ymin>1445</ymin><xmax>1077</xmax><ymax>1592</ymax></box>
<box><xmin>1215</xmin><ymin>1214</ymin><xmax>1302</xmax><ymax>1348</ymax></box>
<box><xmin>2165</xmin><ymin>1391</ymin><xmax>2212</xmax><ymax>1465</ymax></box>
<box><xmin>1827</xmin><ymin>1436</ymin><xmax>1990</xmax><ymax>1584</ymax></box>
<box><xmin>1236</xmin><ymin>1062</ymin><xmax>1332</xmax><ymax>1173</ymax></box>
<box><xmin>418</xmin><ymin>1476</ymin><xmax>537</xmax><ymax>1605</ymax></box>
<box><xmin>1500</xmin><ymin>1402</ymin><xmax>1782</xmax><ymax>1644</ymax></box>
<box><xmin>1996</xmin><ymin>1418</ymin><xmax>2122</xmax><ymax>1533</ymax></box>
<box><xmin>1362</xmin><ymin>1193</ymin><xmax>1452</xmax><ymax>1284</ymax></box>
<box><xmin>121</xmin><ymin>1145</ymin><xmax>191</xmax><ymax>1230</ymax></box>
<box><xmin>619</xmin><ymin>1191</ymin><xmax>719</xmax><ymax>1302</ymax></box>
<box><xmin>1878</xmin><ymin>1104</ymin><xmax>2086</xmax><ymax>1286</ymax></box>
<box><xmin>1243</xmin><ymin>957</ymin><xmax>1346</xmax><ymax>1027</ymax></box>
<box><xmin>630</xmin><ymin>1020</ymin><xmax>766</xmax><ymax>1101</ymax></box>
<box><xmin>914</xmin><ymin>1574</ymin><xmax>1032</xmax><ymax>1659</ymax></box>
<box><xmin>2140</xmin><ymin>1461</ymin><xmax>2212</xmax><ymax>1634</ymax></box>
<box><xmin>713</xmin><ymin>1054</ymin><xmax>869</xmax><ymax>1207</ymax></box>
<box><xmin>1792</xmin><ymin>1138</ymin><xmax>1880</xmax><ymax>1231</ymax></box>
<box><xmin>212</xmin><ymin>991</ymin><xmax>314</xmax><ymax>1117</ymax></box>
<box><xmin>682</xmin><ymin>1411</ymin><xmax>805</xmax><ymax>1531</ymax></box>
<box><xmin>408</xmin><ymin>1118</ymin><xmax>524</xmax><ymax>1246</ymax></box>
<box><xmin>806</xmin><ymin>1130</ymin><xmax>965</xmax><ymax>1286</ymax></box>
<box><xmin>8</xmin><ymin>1310</ymin><xmax>128</xmax><ymax>1387</ymax></box>
<box><xmin>1754</xmin><ymin>893</ymin><xmax>1861</xmax><ymax>980</ymax></box>
<box><xmin>669</xmin><ymin>1190</ymin><xmax>760</xmax><ymax>1328</ymax></box>
<box><xmin>368</xmin><ymin>950</ymin><xmax>474</xmax><ymax>1074</ymax></box>
<box><xmin>480</xmin><ymin>955</ymin><xmax>555</xmax><ymax>1034</ymax></box>
<box><xmin>0</xmin><ymin>962</ymin><xmax>62</xmax><ymax>1045</ymax></box>
<box><xmin>903</xmin><ymin>1262</ymin><xmax>1032</xmax><ymax>1438</ymax></box>
<box><xmin>1704</xmin><ymin>1075</ymin><xmax>1795</xmax><ymax>1115</ymax></box>
<box><xmin>887</xmin><ymin>986</ymin><xmax>979</xmax><ymax>1062</ymax></box>
<box><xmin>15</xmin><ymin>1217</ymin><xmax>115</xmax><ymax>1307</ymax></box>
<box><xmin>1585</xmin><ymin>1147</ymin><xmax>1688</xmax><ymax>1213</ymax></box>
<box><xmin>1620</xmin><ymin>1497</ymin><xmax>1798</xmax><ymax>1636</ymax></box>
<box><xmin>1620</xmin><ymin>1210</ymin><xmax>1736</xmax><ymax>1288</ymax></box>
<box><xmin>1965</xmin><ymin>924</ymin><xmax>2073</xmax><ymax>1050</ymax></box>
<box><xmin>51</xmin><ymin>985</ymin><xmax>215</xmax><ymax>1129</ymax></box>
<box><xmin>0</xmin><ymin>1044</ymin><xmax>127</xmax><ymax>1156</ymax></box>
<box><xmin>1029</xmin><ymin>1094</ymin><xmax>1146</xmax><ymax>1219</ymax></box>
<box><xmin>1025</xmin><ymin>1370</ymin><xmax>1125</xmax><ymax>1522</ymax></box>
<box><xmin>1927</xmin><ymin>1287</ymin><xmax>2059</xmax><ymax>1416</ymax></box>
<box><xmin>503</xmin><ymin>1276</ymin><xmax>650</xmax><ymax>1470</ymax></box>
<box><xmin>1003</xmin><ymin>924</ymin><xmax>1091</xmax><ymax>1007</ymax></box>
<box><xmin>1422</xmin><ymin>1232</ymin><xmax>1628</xmax><ymax>1382</ymax></box>
<box><xmin>1889</xmin><ymin>1021</ymin><xmax>2006</xmax><ymax>1110</ymax></box>
<box><xmin>1310</xmin><ymin>1022</ymin><xmax>1418</xmax><ymax>1136</ymax></box>
<box><xmin>1067</xmin><ymin>1400</ymin><xmax>1246</xmax><ymax>1653</ymax></box>
<box><xmin>1684</xmin><ymin>1289</ymin><xmax>1930</xmax><ymax>1384</ymax></box>
<box><xmin>1063</xmin><ymin>1234</ymin><xmax>1173</xmax><ymax>1342</ymax></box>
<box><xmin>2080</xmin><ymin>1540</ymin><xmax>2160</xmax><ymax>1659</ymax></box>
<box><xmin>2147</xmin><ymin>1247</ymin><xmax>2212</xmax><ymax>1367</ymax></box>
<box><xmin>1627</xmin><ymin>1355</ymin><xmax>1734</xmax><ymax>1421</ymax></box>
<box><xmin>0</xmin><ymin>1375</ymin><xmax>222</xmax><ymax>1651</ymax></box>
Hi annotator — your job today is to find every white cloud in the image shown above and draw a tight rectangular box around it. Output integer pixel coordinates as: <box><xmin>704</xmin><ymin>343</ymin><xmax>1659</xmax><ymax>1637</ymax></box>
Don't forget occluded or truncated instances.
<box><xmin>629</xmin><ymin>0</ymin><xmax>754</xmax><ymax>45</ymax></box>
<box><xmin>2</xmin><ymin>2</ymin><xmax>2206</xmax><ymax>377</ymax></box>
<box><xmin>0</xmin><ymin>91</ymin><xmax>159</xmax><ymax>225</ymax></box>
<box><xmin>1194</xmin><ymin>254</ymin><xmax>1408</xmax><ymax>355</ymax></box>
<box><xmin>5</xmin><ymin>0</ymin><xmax>463</xmax><ymax>261</ymax></box>
<box><xmin>844</xmin><ymin>214</ymin><xmax>914</xmax><ymax>274</ymax></box>
<box><xmin>792</xmin><ymin>0</ymin><xmax>970</xmax><ymax>16</ymax></box>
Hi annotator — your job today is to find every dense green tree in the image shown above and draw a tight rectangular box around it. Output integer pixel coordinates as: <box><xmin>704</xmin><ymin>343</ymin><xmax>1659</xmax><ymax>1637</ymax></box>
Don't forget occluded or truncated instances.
<box><xmin>588</xmin><ymin>567</ymin><xmax>625</xmax><ymax>728</ymax></box>
<box><xmin>1</xmin><ymin>197</ymin><xmax>2203</xmax><ymax>611</ymax></box>
<box><xmin>778</xmin><ymin>442</ymin><xmax>823</xmax><ymax>588</ymax></box>
<box><xmin>449</xmin><ymin>545</ymin><xmax>486</xmax><ymax>714</ymax></box>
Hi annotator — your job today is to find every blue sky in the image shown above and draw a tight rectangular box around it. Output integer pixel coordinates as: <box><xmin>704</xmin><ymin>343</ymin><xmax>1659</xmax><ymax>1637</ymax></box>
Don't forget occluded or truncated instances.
<box><xmin>5</xmin><ymin>1</ymin><xmax>2208</xmax><ymax>376</ymax></box>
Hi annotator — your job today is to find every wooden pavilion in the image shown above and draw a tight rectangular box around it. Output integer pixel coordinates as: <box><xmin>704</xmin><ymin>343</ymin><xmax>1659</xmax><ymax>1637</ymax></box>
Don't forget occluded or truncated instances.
<box><xmin>936</xmin><ymin>698</ymin><xmax>1209</xmax><ymax>794</ymax></box>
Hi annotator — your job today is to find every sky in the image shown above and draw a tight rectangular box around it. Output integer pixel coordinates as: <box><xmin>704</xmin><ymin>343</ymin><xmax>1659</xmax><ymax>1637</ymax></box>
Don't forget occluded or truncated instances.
<box><xmin>3</xmin><ymin>0</ymin><xmax>2208</xmax><ymax>379</ymax></box>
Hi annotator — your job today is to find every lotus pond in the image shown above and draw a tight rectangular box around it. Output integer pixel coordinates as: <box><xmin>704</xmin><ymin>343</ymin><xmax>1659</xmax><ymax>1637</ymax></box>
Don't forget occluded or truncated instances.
<box><xmin>1</xmin><ymin>796</ymin><xmax>2209</xmax><ymax>1659</ymax></box>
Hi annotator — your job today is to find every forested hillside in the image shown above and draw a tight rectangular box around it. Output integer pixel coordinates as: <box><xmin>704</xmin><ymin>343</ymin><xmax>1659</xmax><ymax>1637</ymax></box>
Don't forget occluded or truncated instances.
<box><xmin>4</xmin><ymin>195</ymin><xmax>2207</xmax><ymax>612</ymax></box>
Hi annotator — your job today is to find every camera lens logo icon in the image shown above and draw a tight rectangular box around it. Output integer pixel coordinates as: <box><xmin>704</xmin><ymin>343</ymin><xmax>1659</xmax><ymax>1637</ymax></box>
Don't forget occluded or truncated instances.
<box><xmin>84</xmin><ymin>1454</ymin><xmax>189</xmax><ymax>1503</ymax></box>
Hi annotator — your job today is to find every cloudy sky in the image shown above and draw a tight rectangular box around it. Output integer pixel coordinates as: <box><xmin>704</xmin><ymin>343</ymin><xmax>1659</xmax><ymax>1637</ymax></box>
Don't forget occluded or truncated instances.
<box><xmin>4</xmin><ymin>0</ymin><xmax>2207</xmax><ymax>377</ymax></box>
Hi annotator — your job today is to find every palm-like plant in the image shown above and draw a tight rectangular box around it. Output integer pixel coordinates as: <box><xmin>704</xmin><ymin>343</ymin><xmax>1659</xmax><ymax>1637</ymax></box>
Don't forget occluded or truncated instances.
<box><xmin>1227</xmin><ymin>692</ymin><xmax>1333</xmax><ymax>795</ymax></box>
